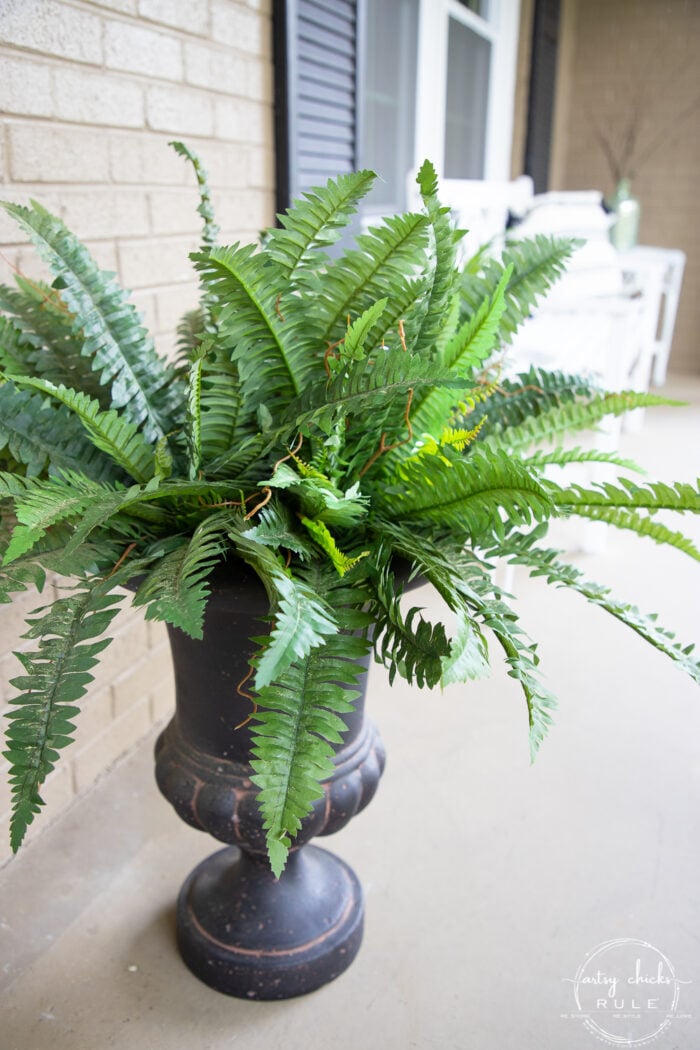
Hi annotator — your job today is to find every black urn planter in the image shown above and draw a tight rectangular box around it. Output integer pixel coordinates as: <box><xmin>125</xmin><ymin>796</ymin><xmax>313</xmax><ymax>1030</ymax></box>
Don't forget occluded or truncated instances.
<box><xmin>154</xmin><ymin>562</ymin><xmax>385</xmax><ymax>1000</ymax></box>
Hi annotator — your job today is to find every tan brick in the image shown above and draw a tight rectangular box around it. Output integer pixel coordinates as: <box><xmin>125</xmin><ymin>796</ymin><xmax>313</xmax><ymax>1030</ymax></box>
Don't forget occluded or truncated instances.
<box><xmin>0</xmin><ymin>55</ymin><xmax>53</xmax><ymax>119</ymax></box>
<box><xmin>56</xmin><ymin>189</ymin><xmax>150</xmax><ymax>240</ymax></box>
<box><xmin>210</xmin><ymin>1</ymin><xmax>268</xmax><ymax>57</ymax></box>
<box><xmin>110</xmin><ymin>644</ymin><xmax>174</xmax><ymax>716</ymax></box>
<box><xmin>109</xmin><ymin>132</ymin><xmax>189</xmax><ymax>186</ymax></box>
<box><xmin>199</xmin><ymin>141</ymin><xmax>249</xmax><ymax>189</ymax></box>
<box><xmin>51</xmin><ymin>67</ymin><xmax>144</xmax><ymax>129</ymax></box>
<box><xmin>146</xmin><ymin>618</ymin><xmax>169</xmax><ymax>649</ymax></box>
<box><xmin>0</xmin><ymin>763</ymin><xmax>12</xmax><ymax>823</ymax></box>
<box><xmin>0</xmin><ymin>819</ymin><xmax>13</xmax><ymax>865</ymax></box>
<box><xmin>0</xmin><ymin>128</ymin><xmax>6</xmax><ymax>183</ymax></box>
<box><xmin>149</xmin><ymin>187</ymin><xmax>202</xmax><ymax>236</ymax></box>
<box><xmin>154</xmin><ymin>281</ymin><xmax>199</xmax><ymax>332</ymax></box>
<box><xmin>246</xmin><ymin>56</ymin><xmax>274</xmax><ymax>104</ymax></box>
<box><xmin>183</xmin><ymin>41</ymin><xmax>248</xmax><ymax>96</ymax></box>
<box><xmin>0</xmin><ymin>648</ymin><xmax>22</xmax><ymax>707</ymax></box>
<box><xmin>73</xmin><ymin>685</ymin><xmax>113</xmax><ymax>742</ymax></box>
<box><xmin>87</xmin><ymin>611</ymin><xmax>150</xmax><ymax>693</ymax></box>
<box><xmin>0</xmin><ymin>762</ymin><xmax>74</xmax><ymax>840</ymax></box>
<box><xmin>8</xmin><ymin>124</ymin><xmax>111</xmax><ymax>183</ymax></box>
<box><xmin>214</xmin><ymin>96</ymin><xmax>266</xmax><ymax>144</ymax></box>
<box><xmin>153</xmin><ymin>328</ymin><xmax>179</xmax><ymax>363</ymax></box>
<box><xmin>91</xmin><ymin>0</ymin><xmax>138</xmax><ymax>12</ymax></box>
<box><xmin>149</xmin><ymin>686</ymin><xmax>174</xmax><ymax>723</ymax></box>
<box><xmin>1</xmin><ymin>581</ymin><xmax>49</xmax><ymax>629</ymax></box>
<box><xmin>214</xmin><ymin>188</ymin><xmax>270</xmax><ymax>234</ymax></box>
<box><xmin>104</xmin><ymin>19</ymin><xmax>183</xmax><ymax>82</ymax></box>
<box><xmin>146</xmin><ymin>84</ymin><xmax>214</xmax><ymax>137</ymax></box>
<box><xmin>83</xmin><ymin>240</ymin><xmax>120</xmax><ymax>274</ymax></box>
<box><xmin>72</xmin><ymin>698</ymin><xmax>151</xmax><ymax>793</ymax></box>
<box><xmin>247</xmin><ymin>144</ymin><xmax>274</xmax><ymax>189</ymax></box>
<box><xmin>118</xmin><ymin>235</ymin><xmax>198</xmax><ymax>288</ymax></box>
<box><xmin>131</xmin><ymin>289</ymin><xmax>158</xmax><ymax>335</ymax></box>
<box><xmin>11</xmin><ymin>247</ymin><xmax>52</xmax><ymax>285</ymax></box>
<box><xmin>0</xmin><ymin>763</ymin><xmax>75</xmax><ymax>863</ymax></box>
<box><xmin>0</xmin><ymin>0</ymin><xmax>103</xmax><ymax>65</ymax></box>
<box><xmin>138</xmin><ymin>0</ymin><xmax>209</xmax><ymax>35</ymax></box>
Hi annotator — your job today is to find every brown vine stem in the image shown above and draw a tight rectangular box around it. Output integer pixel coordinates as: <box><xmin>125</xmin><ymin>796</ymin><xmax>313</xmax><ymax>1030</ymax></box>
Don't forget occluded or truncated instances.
<box><xmin>244</xmin><ymin>486</ymin><xmax>272</xmax><ymax>520</ymax></box>
<box><xmin>106</xmin><ymin>541</ymin><xmax>138</xmax><ymax>579</ymax></box>
<box><xmin>272</xmin><ymin>432</ymin><xmax>303</xmax><ymax>474</ymax></box>
<box><xmin>234</xmin><ymin>665</ymin><xmax>258</xmax><ymax>730</ymax></box>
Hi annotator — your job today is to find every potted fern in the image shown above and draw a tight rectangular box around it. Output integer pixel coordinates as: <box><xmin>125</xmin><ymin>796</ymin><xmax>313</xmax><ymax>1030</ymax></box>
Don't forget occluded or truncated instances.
<box><xmin>1</xmin><ymin>145</ymin><xmax>698</xmax><ymax>999</ymax></box>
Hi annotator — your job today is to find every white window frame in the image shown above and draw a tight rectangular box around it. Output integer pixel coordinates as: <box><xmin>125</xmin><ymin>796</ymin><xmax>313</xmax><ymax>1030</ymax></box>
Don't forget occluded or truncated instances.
<box><xmin>413</xmin><ymin>0</ymin><xmax>521</xmax><ymax>181</ymax></box>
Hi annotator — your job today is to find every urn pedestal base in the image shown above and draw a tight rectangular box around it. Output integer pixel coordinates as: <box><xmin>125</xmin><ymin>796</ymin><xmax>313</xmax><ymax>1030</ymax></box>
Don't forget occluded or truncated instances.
<box><xmin>177</xmin><ymin>844</ymin><xmax>363</xmax><ymax>999</ymax></box>
<box><xmin>156</xmin><ymin>566</ymin><xmax>385</xmax><ymax>1000</ymax></box>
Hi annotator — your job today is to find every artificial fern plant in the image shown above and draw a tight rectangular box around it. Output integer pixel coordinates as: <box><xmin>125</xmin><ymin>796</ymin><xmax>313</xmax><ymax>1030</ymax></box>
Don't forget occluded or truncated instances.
<box><xmin>1</xmin><ymin>145</ymin><xmax>698</xmax><ymax>877</ymax></box>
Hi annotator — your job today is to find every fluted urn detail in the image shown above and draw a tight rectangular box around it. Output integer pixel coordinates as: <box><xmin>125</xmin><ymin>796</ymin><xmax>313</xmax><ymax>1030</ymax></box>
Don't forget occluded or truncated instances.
<box><xmin>154</xmin><ymin>563</ymin><xmax>385</xmax><ymax>1000</ymax></box>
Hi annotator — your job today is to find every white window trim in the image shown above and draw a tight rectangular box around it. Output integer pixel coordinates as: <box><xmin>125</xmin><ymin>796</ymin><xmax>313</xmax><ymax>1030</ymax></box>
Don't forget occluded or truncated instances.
<box><xmin>413</xmin><ymin>0</ymin><xmax>521</xmax><ymax>181</ymax></box>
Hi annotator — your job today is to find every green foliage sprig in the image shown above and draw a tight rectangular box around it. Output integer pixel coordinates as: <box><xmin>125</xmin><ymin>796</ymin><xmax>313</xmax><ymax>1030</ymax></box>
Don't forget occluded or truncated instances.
<box><xmin>1</xmin><ymin>145</ymin><xmax>698</xmax><ymax>875</ymax></box>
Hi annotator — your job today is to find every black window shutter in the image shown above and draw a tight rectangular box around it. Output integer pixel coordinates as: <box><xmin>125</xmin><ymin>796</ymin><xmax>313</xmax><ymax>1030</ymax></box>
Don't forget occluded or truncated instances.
<box><xmin>273</xmin><ymin>0</ymin><xmax>362</xmax><ymax>215</ymax></box>
<box><xmin>524</xmin><ymin>0</ymin><xmax>561</xmax><ymax>194</ymax></box>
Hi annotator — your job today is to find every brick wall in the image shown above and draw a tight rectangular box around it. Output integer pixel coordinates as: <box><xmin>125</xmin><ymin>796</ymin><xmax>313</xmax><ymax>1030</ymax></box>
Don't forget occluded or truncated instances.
<box><xmin>0</xmin><ymin>0</ymin><xmax>275</xmax><ymax>862</ymax></box>
<box><xmin>548</xmin><ymin>0</ymin><xmax>700</xmax><ymax>376</ymax></box>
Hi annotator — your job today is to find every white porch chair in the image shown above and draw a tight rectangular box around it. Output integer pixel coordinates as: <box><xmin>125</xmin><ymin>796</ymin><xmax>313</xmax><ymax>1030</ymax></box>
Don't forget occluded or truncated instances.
<box><xmin>617</xmin><ymin>246</ymin><xmax>687</xmax><ymax>387</ymax></box>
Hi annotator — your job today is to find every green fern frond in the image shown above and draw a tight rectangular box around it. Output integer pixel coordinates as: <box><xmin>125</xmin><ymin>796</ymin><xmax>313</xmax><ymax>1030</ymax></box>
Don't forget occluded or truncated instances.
<box><xmin>312</xmin><ymin>211</ymin><xmax>430</xmax><ymax>345</ymax></box>
<box><xmin>361</xmin><ymin>276</ymin><xmax>433</xmax><ymax>356</ymax></box>
<box><xmin>340</xmin><ymin>298</ymin><xmax>388</xmax><ymax>362</ymax></box>
<box><xmin>250</xmin><ymin>568</ymin><xmax>371</xmax><ymax>876</ymax></box>
<box><xmin>265</xmin><ymin>169</ymin><xmax>376</xmax><ymax>278</ymax></box>
<box><xmin>197</xmin><ymin>357</ymin><xmax>250</xmax><ymax>466</ymax></box>
<box><xmin>0</xmin><ymin>314</ymin><xmax>34</xmax><ymax>374</ymax></box>
<box><xmin>551</xmin><ymin>477</ymin><xmax>700</xmax><ymax>514</ymax></box>
<box><xmin>194</xmin><ymin>243</ymin><xmax>310</xmax><ymax>409</ymax></box>
<box><xmin>300</xmin><ymin>516</ymin><xmax>368</xmax><ymax>577</ymax></box>
<box><xmin>0</xmin><ymin>201</ymin><xmax>182</xmax><ymax>443</ymax></box>
<box><xmin>558</xmin><ymin>505</ymin><xmax>700</xmax><ymax>559</ymax></box>
<box><xmin>4</xmin><ymin>375</ymin><xmax>156</xmax><ymax>483</ymax></box>
<box><xmin>2</xmin><ymin>471</ymin><xmax>125</xmax><ymax>565</ymax></box>
<box><xmin>4</xmin><ymin>579</ymin><xmax>124</xmax><ymax>850</ymax></box>
<box><xmin>371</xmin><ymin>561</ymin><xmax>450</xmax><ymax>687</ymax></box>
<box><xmin>175</xmin><ymin>307</ymin><xmax>206</xmax><ymax>364</ymax></box>
<box><xmin>465</xmin><ymin>366</ymin><xmax>600</xmax><ymax>434</ymax></box>
<box><xmin>508</xmin><ymin>543</ymin><xmax>700</xmax><ymax>684</ymax></box>
<box><xmin>253</xmin><ymin>568</ymin><xmax>339</xmax><ymax>691</ymax></box>
<box><xmin>524</xmin><ymin>445</ymin><xmax>643</xmax><ymax>472</ymax></box>
<box><xmin>406</xmin><ymin>420</ymin><xmax>485</xmax><ymax>462</ymax></box>
<box><xmin>244</xmin><ymin>501</ymin><xmax>315</xmax><ymax>560</ymax></box>
<box><xmin>484</xmin><ymin>390</ymin><xmax>682</xmax><ymax>454</ymax></box>
<box><xmin>262</xmin><ymin>462</ymin><xmax>368</xmax><ymax>527</ymax></box>
<box><xmin>411</xmin><ymin>159</ymin><xmax>463</xmax><ymax>357</ymax></box>
<box><xmin>440</xmin><ymin>608</ymin><xmax>491</xmax><ymax>686</ymax></box>
<box><xmin>0</xmin><ymin>281</ymin><xmax>108</xmax><ymax>403</ymax></box>
<box><xmin>407</xmin><ymin>267</ymin><xmax>511</xmax><ymax>445</ymax></box>
<box><xmin>374</xmin><ymin>524</ymin><xmax>555</xmax><ymax>758</ymax></box>
<box><xmin>186</xmin><ymin>356</ymin><xmax>203</xmax><ymax>479</ymax></box>
<box><xmin>132</xmin><ymin>514</ymin><xmax>229</xmax><ymax>638</ymax></box>
<box><xmin>0</xmin><ymin>524</ymin><xmax>122</xmax><ymax>603</ymax></box>
<box><xmin>384</xmin><ymin>448</ymin><xmax>553</xmax><ymax>543</ymax></box>
<box><xmin>461</xmin><ymin>233</ymin><xmax>577</xmax><ymax>346</ymax></box>
<box><xmin>284</xmin><ymin>350</ymin><xmax>466</xmax><ymax>446</ymax></box>
<box><xmin>227</xmin><ymin>523</ymin><xmax>340</xmax><ymax>691</ymax></box>
<box><xmin>169</xmin><ymin>140</ymin><xmax>220</xmax><ymax>248</ymax></box>
<box><xmin>0</xmin><ymin>381</ymin><xmax>117</xmax><ymax>481</ymax></box>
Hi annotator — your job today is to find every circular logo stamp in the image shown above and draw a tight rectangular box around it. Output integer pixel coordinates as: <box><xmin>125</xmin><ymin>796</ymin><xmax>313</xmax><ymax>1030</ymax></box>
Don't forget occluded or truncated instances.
<box><xmin>564</xmin><ymin>938</ymin><xmax>690</xmax><ymax>1046</ymax></box>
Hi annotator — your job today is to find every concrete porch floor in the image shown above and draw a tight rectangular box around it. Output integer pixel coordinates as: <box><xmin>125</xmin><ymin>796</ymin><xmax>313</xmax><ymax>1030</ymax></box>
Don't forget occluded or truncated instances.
<box><xmin>1</xmin><ymin>377</ymin><xmax>699</xmax><ymax>1050</ymax></box>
